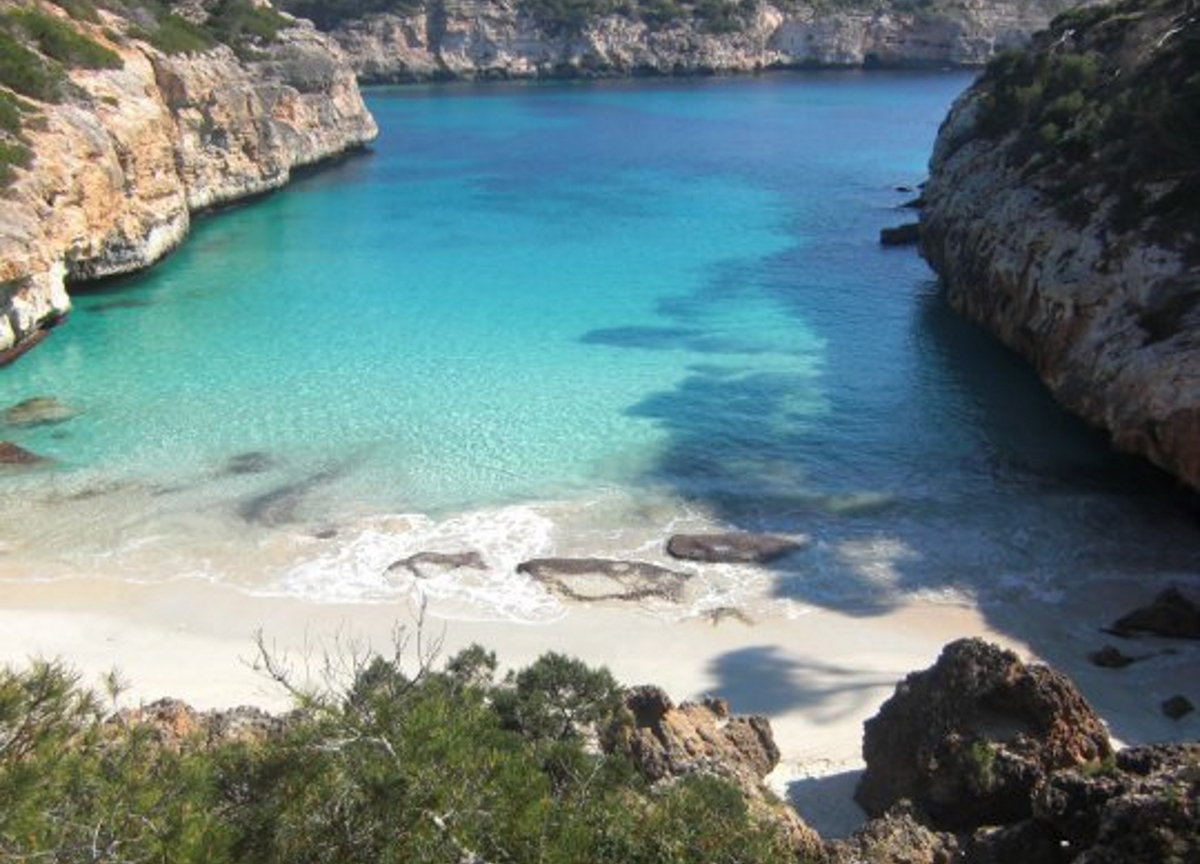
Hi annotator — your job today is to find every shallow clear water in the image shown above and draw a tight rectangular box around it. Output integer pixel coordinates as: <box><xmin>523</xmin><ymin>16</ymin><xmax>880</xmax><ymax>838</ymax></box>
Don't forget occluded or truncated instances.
<box><xmin>2</xmin><ymin>72</ymin><xmax>1197</xmax><ymax>620</ymax></box>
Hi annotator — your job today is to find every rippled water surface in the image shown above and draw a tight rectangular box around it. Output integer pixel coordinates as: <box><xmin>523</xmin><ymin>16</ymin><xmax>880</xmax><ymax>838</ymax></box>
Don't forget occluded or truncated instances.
<box><xmin>2</xmin><ymin>72</ymin><xmax>1197</xmax><ymax>620</ymax></box>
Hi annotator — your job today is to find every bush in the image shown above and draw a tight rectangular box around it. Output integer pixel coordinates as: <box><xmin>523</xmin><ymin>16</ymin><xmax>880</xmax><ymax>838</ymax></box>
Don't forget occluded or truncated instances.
<box><xmin>6</xmin><ymin>8</ymin><xmax>123</xmax><ymax>70</ymax></box>
<box><xmin>142</xmin><ymin>13</ymin><xmax>217</xmax><ymax>54</ymax></box>
<box><xmin>0</xmin><ymin>29</ymin><xmax>65</xmax><ymax>102</ymax></box>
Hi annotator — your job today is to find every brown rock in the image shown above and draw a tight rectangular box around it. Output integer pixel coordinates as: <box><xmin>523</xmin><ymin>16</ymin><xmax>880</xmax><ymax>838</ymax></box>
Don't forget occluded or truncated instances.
<box><xmin>825</xmin><ymin>802</ymin><xmax>960</xmax><ymax>864</ymax></box>
<box><xmin>1109</xmin><ymin>587</ymin><xmax>1200</xmax><ymax>639</ymax></box>
<box><xmin>1</xmin><ymin>396</ymin><xmax>79</xmax><ymax>427</ymax></box>
<box><xmin>517</xmin><ymin>557</ymin><xmax>690</xmax><ymax>601</ymax></box>
<box><xmin>855</xmin><ymin>638</ymin><xmax>1112</xmax><ymax>832</ymax></box>
<box><xmin>665</xmin><ymin>532</ymin><xmax>805</xmax><ymax>564</ymax></box>
<box><xmin>0</xmin><ymin>441</ymin><xmax>46</xmax><ymax>465</ymax></box>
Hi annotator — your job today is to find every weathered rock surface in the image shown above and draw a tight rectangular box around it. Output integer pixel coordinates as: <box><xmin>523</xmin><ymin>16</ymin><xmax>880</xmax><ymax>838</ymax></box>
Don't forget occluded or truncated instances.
<box><xmin>855</xmin><ymin>638</ymin><xmax>1112</xmax><ymax>831</ymax></box>
<box><xmin>824</xmin><ymin>801</ymin><xmax>961</xmax><ymax>864</ymax></box>
<box><xmin>388</xmin><ymin>550</ymin><xmax>488</xmax><ymax>577</ymax></box>
<box><xmin>920</xmin><ymin>0</ymin><xmax>1200</xmax><ymax>488</ymax></box>
<box><xmin>0</xmin><ymin>1</ymin><xmax>377</xmax><ymax>360</ymax></box>
<box><xmin>117</xmin><ymin>698</ymin><xmax>290</xmax><ymax>748</ymax></box>
<box><xmin>666</xmin><ymin>531</ymin><xmax>805</xmax><ymax>564</ymax></box>
<box><xmin>517</xmin><ymin>556</ymin><xmax>691</xmax><ymax>601</ymax></box>
<box><xmin>1108</xmin><ymin>587</ymin><xmax>1200</xmax><ymax>640</ymax></box>
<box><xmin>329</xmin><ymin>0</ymin><xmax>1077</xmax><ymax>83</ymax></box>
<box><xmin>605</xmin><ymin>684</ymin><xmax>823</xmax><ymax>856</ymax></box>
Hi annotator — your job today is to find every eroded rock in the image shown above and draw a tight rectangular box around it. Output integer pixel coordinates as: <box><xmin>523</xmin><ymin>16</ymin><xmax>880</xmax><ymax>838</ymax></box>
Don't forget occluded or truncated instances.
<box><xmin>855</xmin><ymin>638</ymin><xmax>1112</xmax><ymax>831</ymax></box>
<box><xmin>517</xmin><ymin>557</ymin><xmax>690</xmax><ymax>601</ymax></box>
<box><xmin>665</xmin><ymin>531</ymin><xmax>805</xmax><ymax>564</ymax></box>
<box><xmin>1109</xmin><ymin>587</ymin><xmax>1200</xmax><ymax>640</ymax></box>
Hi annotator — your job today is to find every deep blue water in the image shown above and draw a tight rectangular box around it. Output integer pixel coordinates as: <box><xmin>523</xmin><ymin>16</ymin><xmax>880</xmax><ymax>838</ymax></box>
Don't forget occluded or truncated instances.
<box><xmin>2</xmin><ymin>72</ymin><xmax>1197</xmax><ymax>618</ymax></box>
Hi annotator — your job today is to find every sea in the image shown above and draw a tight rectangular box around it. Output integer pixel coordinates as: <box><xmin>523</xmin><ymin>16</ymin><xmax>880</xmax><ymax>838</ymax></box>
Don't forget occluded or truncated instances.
<box><xmin>3</xmin><ymin>71</ymin><xmax>1198</xmax><ymax>623</ymax></box>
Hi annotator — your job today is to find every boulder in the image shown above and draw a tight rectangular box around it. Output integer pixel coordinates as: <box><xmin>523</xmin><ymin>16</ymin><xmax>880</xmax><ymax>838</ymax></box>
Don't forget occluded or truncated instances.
<box><xmin>855</xmin><ymin>638</ymin><xmax>1112</xmax><ymax>831</ymax></box>
<box><xmin>1</xmin><ymin>396</ymin><xmax>79</xmax><ymax>427</ymax></box>
<box><xmin>824</xmin><ymin>802</ymin><xmax>960</xmax><ymax>864</ymax></box>
<box><xmin>517</xmin><ymin>557</ymin><xmax>690</xmax><ymax>601</ymax></box>
<box><xmin>1108</xmin><ymin>587</ymin><xmax>1200</xmax><ymax>639</ymax></box>
<box><xmin>0</xmin><ymin>441</ymin><xmax>46</xmax><ymax>465</ymax></box>
<box><xmin>388</xmin><ymin>550</ymin><xmax>487</xmax><ymax>578</ymax></box>
<box><xmin>1087</xmin><ymin>645</ymin><xmax>1139</xmax><ymax>668</ymax></box>
<box><xmin>665</xmin><ymin>532</ymin><xmax>805</xmax><ymax>564</ymax></box>
<box><xmin>1161</xmin><ymin>695</ymin><xmax>1194</xmax><ymax>720</ymax></box>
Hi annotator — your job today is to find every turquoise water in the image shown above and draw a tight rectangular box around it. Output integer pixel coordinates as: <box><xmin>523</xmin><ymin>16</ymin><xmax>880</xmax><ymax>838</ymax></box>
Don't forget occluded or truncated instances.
<box><xmin>2</xmin><ymin>72</ymin><xmax>1198</xmax><ymax>618</ymax></box>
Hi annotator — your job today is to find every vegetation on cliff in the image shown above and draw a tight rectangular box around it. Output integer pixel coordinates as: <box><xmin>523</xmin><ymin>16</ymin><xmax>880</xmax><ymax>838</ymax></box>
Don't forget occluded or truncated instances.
<box><xmin>0</xmin><ymin>646</ymin><xmax>800</xmax><ymax>863</ymax></box>
<box><xmin>966</xmin><ymin>0</ymin><xmax>1199</xmax><ymax>256</ymax></box>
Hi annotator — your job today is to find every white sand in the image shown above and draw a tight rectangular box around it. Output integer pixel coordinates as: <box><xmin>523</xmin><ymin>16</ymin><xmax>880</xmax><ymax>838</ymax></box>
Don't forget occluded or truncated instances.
<box><xmin>0</xmin><ymin>574</ymin><xmax>1196</xmax><ymax>838</ymax></box>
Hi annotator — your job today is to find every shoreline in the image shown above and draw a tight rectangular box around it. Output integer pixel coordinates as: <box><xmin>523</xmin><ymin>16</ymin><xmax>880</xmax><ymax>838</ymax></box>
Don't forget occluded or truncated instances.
<box><xmin>1</xmin><ymin>571</ymin><xmax>1194</xmax><ymax>837</ymax></box>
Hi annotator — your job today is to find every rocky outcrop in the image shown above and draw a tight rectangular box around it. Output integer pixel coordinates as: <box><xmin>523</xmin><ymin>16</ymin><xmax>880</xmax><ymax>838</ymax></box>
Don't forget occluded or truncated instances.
<box><xmin>1108</xmin><ymin>587</ymin><xmax>1200</xmax><ymax>640</ymax></box>
<box><xmin>516</xmin><ymin>556</ymin><xmax>691</xmax><ymax>601</ymax></box>
<box><xmin>605</xmin><ymin>684</ymin><xmax>824</xmax><ymax>856</ymax></box>
<box><xmin>855</xmin><ymin>638</ymin><xmax>1112</xmax><ymax>831</ymax></box>
<box><xmin>666</xmin><ymin>531</ymin><xmax>805</xmax><ymax>564</ymax></box>
<box><xmin>920</xmin><ymin>0</ymin><xmax>1200</xmax><ymax>488</ymax></box>
<box><xmin>0</xmin><ymin>1</ymin><xmax>377</xmax><ymax>360</ymax></box>
<box><xmin>327</xmin><ymin>0</ymin><xmax>1077</xmax><ymax>82</ymax></box>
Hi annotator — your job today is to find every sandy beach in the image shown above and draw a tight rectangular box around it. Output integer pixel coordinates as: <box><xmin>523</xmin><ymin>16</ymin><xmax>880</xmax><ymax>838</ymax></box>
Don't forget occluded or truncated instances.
<box><xmin>0</xmin><ymin>572</ymin><xmax>1194</xmax><ymax>837</ymax></box>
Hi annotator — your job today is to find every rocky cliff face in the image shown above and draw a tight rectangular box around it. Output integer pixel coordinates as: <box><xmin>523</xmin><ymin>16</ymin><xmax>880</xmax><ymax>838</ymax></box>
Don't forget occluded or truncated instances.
<box><xmin>920</xmin><ymin>0</ymin><xmax>1200</xmax><ymax>488</ymax></box>
<box><xmin>328</xmin><ymin>0</ymin><xmax>1074</xmax><ymax>82</ymax></box>
<box><xmin>0</xmin><ymin>0</ymin><xmax>377</xmax><ymax>360</ymax></box>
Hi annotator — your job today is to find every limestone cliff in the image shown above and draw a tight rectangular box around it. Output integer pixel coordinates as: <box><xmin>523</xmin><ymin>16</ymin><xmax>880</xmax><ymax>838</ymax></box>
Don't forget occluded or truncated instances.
<box><xmin>920</xmin><ymin>0</ymin><xmax>1200</xmax><ymax>487</ymax></box>
<box><xmin>0</xmin><ymin>0</ymin><xmax>377</xmax><ymax>360</ymax></box>
<box><xmin>322</xmin><ymin>0</ymin><xmax>1076</xmax><ymax>82</ymax></box>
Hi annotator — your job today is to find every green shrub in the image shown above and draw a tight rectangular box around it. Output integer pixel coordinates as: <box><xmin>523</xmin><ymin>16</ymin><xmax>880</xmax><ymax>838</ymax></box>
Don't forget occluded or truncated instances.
<box><xmin>0</xmin><ymin>29</ymin><xmax>65</xmax><ymax>101</ymax></box>
<box><xmin>6</xmin><ymin>8</ymin><xmax>123</xmax><ymax>70</ymax></box>
<box><xmin>142</xmin><ymin>13</ymin><xmax>216</xmax><ymax>54</ymax></box>
<box><xmin>47</xmin><ymin>0</ymin><xmax>102</xmax><ymax>24</ymax></box>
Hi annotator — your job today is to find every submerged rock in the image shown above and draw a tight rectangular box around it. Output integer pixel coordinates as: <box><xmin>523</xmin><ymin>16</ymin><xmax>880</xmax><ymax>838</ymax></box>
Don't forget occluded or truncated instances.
<box><xmin>855</xmin><ymin>638</ymin><xmax>1112</xmax><ymax>831</ymax></box>
<box><xmin>224</xmin><ymin>451</ymin><xmax>279</xmax><ymax>476</ymax></box>
<box><xmin>1108</xmin><ymin>587</ymin><xmax>1200</xmax><ymax>640</ymax></box>
<box><xmin>665</xmin><ymin>532</ymin><xmax>805</xmax><ymax>564</ymax></box>
<box><xmin>1087</xmin><ymin>644</ymin><xmax>1139</xmax><ymax>668</ymax></box>
<box><xmin>517</xmin><ymin>557</ymin><xmax>690</xmax><ymax>601</ymax></box>
<box><xmin>0</xmin><ymin>441</ymin><xmax>46</xmax><ymax>465</ymax></box>
<box><xmin>1161</xmin><ymin>695</ymin><xmax>1194</xmax><ymax>720</ymax></box>
<box><xmin>2</xmin><ymin>396</ymin><xmax>79</xmax><ymax>428</ymax></box>
<box><xmin>388</xmin><ymin>550</ymin><xmax>487</xmax><ymax>578</ymax></box>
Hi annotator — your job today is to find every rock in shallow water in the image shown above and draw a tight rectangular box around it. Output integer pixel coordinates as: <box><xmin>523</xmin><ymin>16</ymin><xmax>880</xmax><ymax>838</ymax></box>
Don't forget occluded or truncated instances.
<box><xmin>2</xmin><ymin>396</ymin><xmax>79</xmax><ymax>428</ymax></box>
<box><xmin>0</xmin><ymin>441</ymin><xmax>46</xmax><ymax>465</ymax></box>
<box><xmin>388</xmin><ymin>550</ymin><xmax>487</xmax><ymax>578</ymax></box>
<box><xmin>516</xmin><ymin>557</ymin><xmax>690</xmax><ymax>601</ymax></box>
<box><xmin>665</xmin><ymin>531</ymin><xmax>805</xmax><ymax>564</ymax></box>
<box><xmin>1108</xmin><ymin>587</ymin><xmax>1200</xmax><ymax>639</ymax></box>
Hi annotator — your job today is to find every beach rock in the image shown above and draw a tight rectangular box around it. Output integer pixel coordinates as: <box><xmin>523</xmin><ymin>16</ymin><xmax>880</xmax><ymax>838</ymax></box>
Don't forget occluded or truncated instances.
<box><xmin>1032</xmin><ymin>743</ymin><xmax>1200</xmax><ymax>863</ymax></box>
<box><xmin>1108</xmin><ymin>588</ymin><xmax>1200</xmax><ymax>640</ymax></box>
<box><xmin>824</xmin><ymin>801</ymin><xmax>960</xmax><ymax>864</ymax></box>
<box><xmin>879</xmin><ymin>222</ymin><xmax>920</xmax><ymax>246</ymax></box>
<box><xmin>517</xmin><ymin>557</ymin><xmax>690</xmax><ymax>601</ymax></box>
<box><xmin>1161</xmin><ymin>695</ymin><xmax>1194</xmax><ymax>720</ymax></box>
<box><xmin>1</xmin><ymin>396</ymin><xmax>79</xmax><ymax>427</ymax></box>
<box><xmin>665</xmin><ymin>532</ymin><xmax>804</xmax><ymax>564</ymax></box>
<box><xmin>1088</xmin><ymin>645</ymin><xmax>1139</xmax><ymax>668</ymax></box>
<box><xmin>0</xmin><ymin>441</ymin><xmax>47</xmax><ymax>465</ymax></box>
<box><xmin>223</xmin><ymin>451</ymin><xmax>279</xmax><ymax>475</ymax></box>
<box><xmin>855</xmin><ymin>638</ymin><xmax>1112</xmax><ymax>831</ymax></box>
<box><xmin>387</xmin><ymin>550</ymin><xmax>487</xmax><ymax>578</ymax></box>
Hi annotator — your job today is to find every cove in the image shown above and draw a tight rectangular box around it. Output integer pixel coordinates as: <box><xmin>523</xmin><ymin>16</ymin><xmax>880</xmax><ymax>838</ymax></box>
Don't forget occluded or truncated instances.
<box><xmin>2</xmin><ymin>72</ymin><xmax>1197</xmax><ymax>620</ymax></box>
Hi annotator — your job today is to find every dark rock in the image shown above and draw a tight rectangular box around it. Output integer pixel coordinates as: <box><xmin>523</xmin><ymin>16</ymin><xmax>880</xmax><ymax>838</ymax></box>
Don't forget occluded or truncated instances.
<box><xmin>665</xmin><ymin>532</ymin><xmax>805</xmax><ymax>564</ymax></box>
<box><xmin>900</xmin><ymin>195</ymin><xmax>924</xmax><ymax>209</ymax></box>
<box><xmin>1161</xmin><ymin>695</ymin><xmax>1194</xmax><ymax>719</ymax></box>
<box><xmin>517</xmin><ymin>557</ymin><xmax>690</xmax><ymax>601</ymax></box>
<box><xmin>0</xmin><ymin>441</ymin><xmax>46</xmax><ymax>465</ymax></box>
<box><xmin>1088</xmin><ymin>644</ymin><xmax>1138</xmax><ymax>668</ymax></box>
<box><xmin>1034</xmin><ymin>744</ymin><xmax>1200</xmax><ymax>863</ymax></box>
<box><xmin>224</xmin><ymin>451</ymin><xmax>278</xmax><ymax>475</ymax></box>
<box><xmin>388</xmin><ymin>550</ymin><xmax>487</xmax><ymax>578</ymax></box>
<box><xmin>962</xmin><ymin>818</ymin><xmax>1065</xmax><ymax>864</ymax></box>
<box><xmin>2</xmin><ymin>396</ymin><xmax>79</xmax><ymax>427</ymax></box>
<box><xmin>825</xmin><ymin>802</ymin><xmax>960</xmax><ymax>864</ymax></box>
<box><xmin>855</xmin><ymin>638</ymin><xmax>1112</xmax><ymax>832</ymax></box>
<box><xmin>880</xmin><ymin>222</ymin><xmax>921</xmax><ymax>246</ymax></box>
<box><xmin>1108</xmin><ymin>587</ymin><xmax>1200</xmax><ymax>639</ymax></box>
